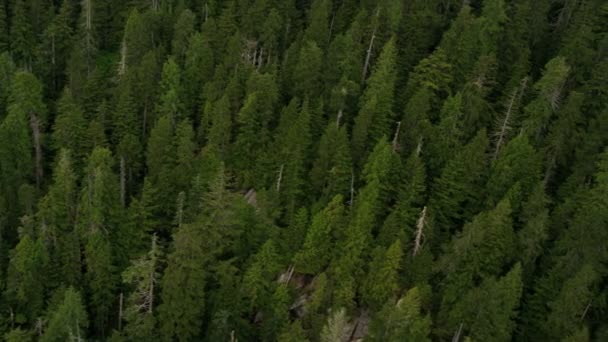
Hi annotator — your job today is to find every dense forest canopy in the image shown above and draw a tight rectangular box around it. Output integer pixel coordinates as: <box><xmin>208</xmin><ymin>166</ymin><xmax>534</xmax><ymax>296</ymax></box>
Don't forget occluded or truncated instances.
<box><xmin>0</xmin><ymin>0</ymin><xmax>607</xmax><ymax>341</ymax></box>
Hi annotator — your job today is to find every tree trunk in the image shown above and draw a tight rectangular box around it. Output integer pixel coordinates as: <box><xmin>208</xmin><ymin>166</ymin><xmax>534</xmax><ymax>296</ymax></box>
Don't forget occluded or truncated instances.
<box><xmin>30</xmin><ymin>113</ymin><xmax>43</xmax><ymax>189</ymax></box>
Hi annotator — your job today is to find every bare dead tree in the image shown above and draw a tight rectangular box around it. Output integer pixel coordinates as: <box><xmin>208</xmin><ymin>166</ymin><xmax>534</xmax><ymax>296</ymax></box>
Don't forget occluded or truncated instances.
<box><xmin>120</xmin><ymin>157</ymin><xmax>126</xmax><ymax>207</ymax></box>
<box><xmin>349</xmin><ymin>169</ymin><xmax>355</xmax><ymax>207</ymax></box>
<box><xmin>392</xmin><ymin>121</ymin><xmax>402</xmax><ymax>153</ymax></box>
<box><xmin>416</xmin><ymin>136</ymin><xmax>423</xmax><ymax>157</ymax></box>
<box><xmin>30</xmin><ymin>113</ymin><xmax>43</xmax><ymax>189</ymax></box>
<box><xmin>118</xmin><ymin>292</ymin><xmax>124</xmax><ymax>331</ymax></box>
<box><xmin>176</xmin><ymin>191</ymin><xmax>185</xmax><ymax>228</ymax></box>
<box><xmin>452</xmin><ymin>322</ymin><xmax>464</xmax><ymax>342</ymax></box>
<box><xmin>492</xmin><ymin>77</ymin><xmax>528</xmax><ymax>160</ymax></box>
<box><xmin>361</xmin><ymin>8</ymin><xmax>380</xmax><ymax>85</ymax></box>
<box><xmin>276</xmin><ymin>164</ymin><xmax>284</xmax><ymax>193</ymax></box>
<box><xmin>413</xmin><ymin>206</ymin><xmax>427</xmax><ymax>257</ymax></box>
<box><xmin>118</xmin><ymin>39</ymin><xmax>127</xmax><ymax>76</ymax></box>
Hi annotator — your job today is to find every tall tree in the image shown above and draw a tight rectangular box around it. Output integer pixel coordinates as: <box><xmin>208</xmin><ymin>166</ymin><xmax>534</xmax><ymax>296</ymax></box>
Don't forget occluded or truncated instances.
<box><xmin>41</xmin><ymin>287</ymin><xmax>88</xmax><ymax>342</ymax></box>
<box><xmin>351</xmin><ymin>37</ymin><xmax>397</xmax><ymax>163</ymax></box>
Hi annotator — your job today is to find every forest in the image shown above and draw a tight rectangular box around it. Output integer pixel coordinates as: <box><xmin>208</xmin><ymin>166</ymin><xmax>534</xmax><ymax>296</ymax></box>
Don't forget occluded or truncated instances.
<box><xmin>0</xmin><ymin>0</ymin><xmax>607</xmax><ymax>341</ymax></box>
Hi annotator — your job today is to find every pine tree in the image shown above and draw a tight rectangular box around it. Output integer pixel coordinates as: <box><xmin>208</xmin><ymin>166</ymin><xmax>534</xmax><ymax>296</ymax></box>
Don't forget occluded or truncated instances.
<box><xmin>310</xmin><ymin>122</ymin><xmax>353</xmax><ymax>207</ymax></box>
<box><xmin>159</xmin><ymin>165</ymin><xmax>237</xmax><ymax>341</ymax></box>
<box><xmin>332</xmin><ymin>138</ymin><xmax>393</xmax><ymax>308</ymax></box>
<box><xmin>171</xmin><ymin>9</ymin><xmax>196</xmax><ymax>64</ymax></box>
<box><xmin>241</xmin><ymin>239</ymin><xmax>282</xmax><ymax>312</ymax></box>
<box><xmin>522</xmin><ymin>57</ymin><xmax>570</xmax><ymax>144</ymax></box>
<box><xmin>428</xmin><ymin>129</ymin><xmax>489</xmax><ymax>241</ymax></box>
<box><xmin>293</xmin><ymin>41</ymin><xmax>323</xmax><ymax>98</ymax></box>
<box><xmin>52</xmin><ymin>89</ymin><xmax>87</xmax><ymax>165</ymax></box>
<box><xmin>3</xmin><ymin>234</ymin><xmax>47</xmax><ymax>325</ymax></box>
<box><xmin>0</xmin><ymin>1</ymin><xmax>8</xmax><ymax>52</ymax></box>
<box><xmin>361</xmin><ymin>239</ymin><xmax>403</xmax><ymax>309</ymax></box>
<box><xmin>351</xmin><ymin>37</ymin><xmax>397</xmax><ymax>163</ymax></box>
<box><xmin>157</xmin><ymin>220</ymin><xmax>208</xmax><ymax>341</ymax></box>
<box><xmin>445</xmin><ymin>263</ymin><xmax>523</xmax><ymax>342</ymax></box>
<box><xmin>120</xmin><ymin>234</ymin><xmax>162</xmax><ymax>340</ymax></box>
<box><xmin>36</xmin><ymin>0</ymin><xmax>74</xmax><ymax>95</ymax></box>
<box><xmin>303</xmin><ymin>0</ymin><xmax>331</xmax><ymax>49</ymax></box>
<box><xmin>183</xmin><ymin>32</ymin><xmax>214</xmax><ymax>114</ymax></box>
<box><xmin>293</xmin><ymin>195</ymin><xmax>345</xmax><ymax>275</ymax></box>
<box><xmin>320</xmin><ymin>308</ymin><xmax>350</xmax><ymax>342</ymax></box>
<box><xmin>156</xmin><ymin>57</ymin><xmax>185</xmax><ymax>125</ymax></box>
<box><xmin>36</xmin><ymin>150</ymin><xmax>81</xmax><ymax>288</ymax></box>
<box><xmin>485</xmin><ymin>134</ymin><xmax>541</xmax><ymax>207</ymax></box>
<box><xmin>366</xmin><ymin>286</ymin><xmax>432</xmax><ymax>342</ymax></box>
<box><xmin>544</xmin><ymin>264</ymin><xmax>598</xmax><ymax>340</ymax></box>
<box><xmin>0</xmin><ymin>71</ymin><xmax>46</xmax><ymax>232</ymax></box>
<box><xmin>11</xmin><ymin>0</ymin><xmax>36</xmax><ymax>68</ymax></box>
<box><xmin>437</xmin><ymin>197</ymin><xmax>516</xmax><ymax>321</ymax></box>
<box><xmin>41</xmin><ymin>287</ymin><xmax>88</xmax><ymax>342</ymax></box>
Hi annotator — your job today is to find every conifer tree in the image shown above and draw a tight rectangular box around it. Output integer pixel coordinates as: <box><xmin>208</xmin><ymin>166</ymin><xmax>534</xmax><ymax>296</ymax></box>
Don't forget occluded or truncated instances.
<box><xmin>41</xmin><ymin>287</ymin><xmax>88</xmax><ymax>342</ymax></box>
<box><xmin>293</xmin><ymin>41</ymin><xmax>323</xmax><ymax>98</ymax></box>
<box><xmin>428</xmin><ymin>129</ymin><xmax>489</xmax><ymax>241</ymax></box>
<box><xmin>366</xmin><ymin>287</ymin><xmax>432</xmax><ymax>342</ymax></box>
<box><xmin>120</xmin><ymin>234</ymin><xmax>162</xmax><ymax>340</ymax></box>
<box><xmin>522</xmin><ymin>57</ymin><xmax>570</xmax><ymax>144</ymax></box>
<box><xmin>157</xmin><ymin>57</ymin><xmax>185</xmax><ymax>125</ymax></box>
<box><xmin>159</xmin><ymin>165</ymin><xmax>237</xmax><ymax>341</ymax></box>
<box><xmin>3</xmin><ymin>234</ymin><xmax>47</xmax><ymax>325</ymax></box>
<box><xmin>52</xmin><ymin>89</ymin><xmax>87</xmax><ymax>165</ymax></box>
<box><xmin>36</xmin><ymin>0</ymin><xmax>74</xmax><ymax>94</ymax></box>
<box><xmin>361</xmin><ymin>239</ymin><xmax>403</xmax><ymax>309</ymax></box>
<box><xmin>444</xmin><ymin>263</ymin><xmax>523</xmax><ymax>342</ymax></box>
<box><xmin>437</xmin><ymin>197</ymin><xmax>516</xmax><ymax>320</ymax></box>
<box><xmin>352</xmin><ymin>37</ymin><xmax>397</xmax><ymax>163</ymax></box>
<box><xmin>310</xmin><ymin>122</ymin><xmax>353</xmax><ymax>207</ymax></box>
<box><xmin>293</xmin><ymin>195</ymin><xmax>345</xmax><ymax>275</ymax></box>
<box><xmin>11</xmin><ymin>0</ymin><xmax>36</xmax><ymax>68</ymax></box>
<box><xmin>37</xmin><ymin>150</ymin><xmax>81</xmax><ymax>288</ymax></box>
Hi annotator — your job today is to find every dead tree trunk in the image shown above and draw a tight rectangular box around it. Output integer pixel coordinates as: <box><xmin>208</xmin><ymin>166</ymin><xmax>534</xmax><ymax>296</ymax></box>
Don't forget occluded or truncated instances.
<box><xmin>493</xmin><ymin>77</ymin><xmax>528</xmax><ymax>160</ymax></box>
<box><xmin>118</xmin><ymin>292</ymin><xmax>124</xmax><ymax>331</ymax></box>
<box><xmin>392</xmin><ymin>121</ymin><xmax>401</xmax><ymax>152</ymax></box>
<box><xmin>413</xmin><ymin>206</ymin><xmax>427</xmax><ymax>257</ymax></box>
<box><xmin>120</xmin><ymin>157</ymin><xmax>126</xmax><ymax>207</ymax></box>
<box><xmin>276</xmin><ymin>164</ymin><xmax>284</xmax><ymax>193</ymax></box>
<box><xmin>30</xmin><ymin>113</ymin><xmax>43</xmax><ymax>189</ymax></box>
<box><xmin>361</xmin><ymin>8</ymin><xmax>380</xmax><ymax>85</ymax></box>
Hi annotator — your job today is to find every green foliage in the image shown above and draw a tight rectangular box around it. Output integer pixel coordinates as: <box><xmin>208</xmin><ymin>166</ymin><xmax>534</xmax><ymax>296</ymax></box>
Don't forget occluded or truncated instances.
<box><xmin>0</xmin><ymin>1</ymin><xmax>605</xmax><ymax>340</ymax></box>
<box><xmin>41</xmin><ymin>287</ymin><xmax>88</xmax><ymax>342</ymax></box>
<box><xmin>366</xmin><ymin>287</ymin><xmax>432</xmax><ymax>342</ymax></box>
<box><xmin>294</xmin><ymin>195</ymin><xmax>345</xmax><ymax>275</ymax></box>
<box><xmin>352</xmin><ymin>37</ymin><xmax>397</xmax><ymax>162</ymax></box>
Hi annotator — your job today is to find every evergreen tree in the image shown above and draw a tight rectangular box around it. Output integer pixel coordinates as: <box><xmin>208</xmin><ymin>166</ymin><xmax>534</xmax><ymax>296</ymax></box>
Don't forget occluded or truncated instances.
<box><xmin>41</xmin><ymin>287</ymin><xmax>88</xmax><ymax>342</ymax></box>
<box><xmin>361</xmin><ymin>239</ymin><xmax>403</xmax><ymax>309</ymax></box>
<box><xmin>445</xmin><ymin>263</ymin><xmax>523</xmax><ymax>342</ymax></box>
<box><xmin>351</xmin><ymin>37</ymin><xmax>397</xmax><ymax>163</ymax></box>
<box><xmin>366</xmin><ymin>287</ymin><xmax>432</xmax><ymax>342</ymax></box>
<box><xmin>37</xmin><ymin>150</ymin><xmax>81</xmax><ymax>288</ymax></box>
<box><xmin>293</xmin><ymin>195</ymin><xmax>345</xmax><ymax>275</ymax></box>
<box><xmin>120</xmin><ymin>234</ymin><xmax>162</xmax><ymax>340</ymax></box>
<box><xmin>3</xmin><ymin>234</ymin><xmax>47</xmax><ymax>325</ymax></box>
<box><xmin>52</xmin><ymin>89</ymin><xmax>87</xmax><ymax>164</ymax></box>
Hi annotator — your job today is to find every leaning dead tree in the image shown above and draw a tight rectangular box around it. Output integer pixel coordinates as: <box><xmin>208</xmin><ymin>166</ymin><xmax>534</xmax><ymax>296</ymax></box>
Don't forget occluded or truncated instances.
<box><xmin>391</xmin><ymin>121</ymin><xmax>402</xmax><ymax>153</ymax></box>
<box><xmin>30</xmin><ymin>113</ymin><xmax>43</xmax><ymax>189</ymax></box>
<box><xmin>492</xmin><ymin>77</ymin><xmax>528</xmax><ymax>160</ymax></box>
<box><xmin>413</xmin><ymin>206</ymin><xmax>427</xmax><ymax>257</ymax></box>
<box><xmin>361</xmin><ymin>8</ymin><xmax>381</xmax><ymax>85</ymax></box>
<box><xmin>276</xmin><ymin>164</ymin><xmax>284</xmax><ymax>193</ymax></box>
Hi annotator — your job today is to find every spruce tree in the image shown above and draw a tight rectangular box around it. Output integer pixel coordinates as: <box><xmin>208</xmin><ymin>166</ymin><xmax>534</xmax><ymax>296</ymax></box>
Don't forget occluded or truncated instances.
<box><xmin>351</xmin><ymin>37</ymin><xmax>397</xmax><ymax>163</ymax></box>
<box><xmin>41</xmin><ymin>287</ymin><xmax>88</xmax><ymax>342</ymax></box>
<box><xmin>293</xmin><ymin>195</ymin><xmax>345</xmax><ymax>275</ymax></box>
